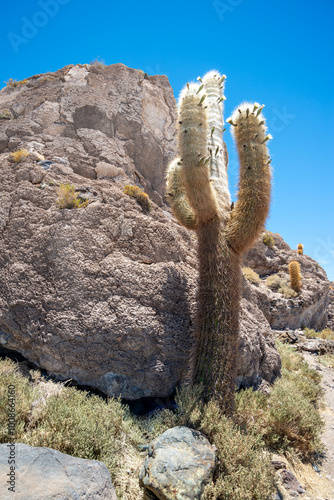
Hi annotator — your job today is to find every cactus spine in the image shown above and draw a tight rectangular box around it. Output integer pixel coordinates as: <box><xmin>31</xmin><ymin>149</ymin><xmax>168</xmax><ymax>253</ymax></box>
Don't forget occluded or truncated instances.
<box><xmin>297</xmin><ymin>243</ymin><xmax>304</xmax><ymax>255</ymax></box>
<box><xmin>289</xmin><ymin>261</ymin><xmax>302</xmax><ymax>292</ymax></box>
<box><xmin>166</xmin><ymin>73</ymin><xmax>272</xmax><ymax>414</ymax></box>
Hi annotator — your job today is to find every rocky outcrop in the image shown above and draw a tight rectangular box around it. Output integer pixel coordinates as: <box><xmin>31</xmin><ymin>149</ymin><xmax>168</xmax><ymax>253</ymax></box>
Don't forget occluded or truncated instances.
<box><xmin>243</xmin><ymin>233</ymin><xmax>330</xmax><ymax>331</ymax></box>
<box><xmin>0</xmin><ymin>63</ymin><xmax>177</xmax><ymax>206</ymax></box>
<box><xmin>139</xmin><ymin>426</ymin><xmax>216</xmax><ymax>499</ymax></box>
<box><xmin>0</xmin><ymin>443</ymin><xmax>116</xmax><ymax>500</ymax></box>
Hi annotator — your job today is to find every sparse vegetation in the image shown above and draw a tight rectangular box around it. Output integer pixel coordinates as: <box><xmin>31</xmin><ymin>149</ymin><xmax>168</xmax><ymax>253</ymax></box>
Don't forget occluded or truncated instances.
<box><xmin>5</xmin><ymin>78</ymin><xmax>28</xmax><ymax>87</ymax></box>
<box><xmin>89</xmin><ymin>58</ymin><xmax>107</xmax><ymax>70</ymax></box>
<box><xmin>235</xmin><ymin>341</ymin><xmax>324</xmax><ymax>460</ymax></box>
<box><xmin>0</xmin><ymin>108</ymin><xmax>14</xmax><ymax>120</ymax></box>
<box><xmin>262</xmin><ymin>232</ymin><xmax>275</xmax><ymax>248</ymax></box>
<box><xmin>0</xmin><ymin>337</ymin><xmax>326</xmax><ymax>499</ymax></box>
<box><xmin>10</xmin><ymin>148</ymin><xmax>29</xmax><ymax>163</ymax></box>
<box><xmin>265</xmin><ymin>273</ymin><xmax>283</xmax><ymax>291</ymax></box>
<box><xmin>297</xmin><ymin>243</ymin><xmax>304</xmax><ymax>255</ymax></box>
<box><xmin>123</xmin><ymin>184</ymin><xmax>151</xmax><ymax>211</ymax></box>
<box><xmin>242</xmin><ymin>267</ymin><xmax>261</xmax><ymax>285</ymax></box>
<box><xmin>56</xmin><ymin>183</ymin><xmax>89</xmax><ymax>209</ymax></box>
<box><xmin>304</xmin><ymin>327</ymin><xmax>334</xmax><ymax>341</ymax></box>
<box><xmin>278</xmin><ymin>282</ymin><xmax>298</xmax><ymax>298</ymax></box>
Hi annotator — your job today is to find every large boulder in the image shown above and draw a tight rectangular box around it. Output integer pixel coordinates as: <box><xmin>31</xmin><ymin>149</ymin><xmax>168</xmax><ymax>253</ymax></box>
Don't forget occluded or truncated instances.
<box><xmin>139</xmin><ymin>426</ymin><xmax>216</xmax><ymax>500</ymax></box>
<box><xmin>0</xmin><ymin>443</ymin><xmax>116</xmax><ymax>500</ymax></box>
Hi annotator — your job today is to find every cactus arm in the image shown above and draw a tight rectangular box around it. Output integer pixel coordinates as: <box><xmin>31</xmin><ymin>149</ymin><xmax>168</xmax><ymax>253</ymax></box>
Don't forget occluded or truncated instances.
<box><xmin>166</xmin><ymin>159</ymin><xmax>198</xmax><ymax>230</ymax></box>
<box><xmin>225</xmin><ymin>103</ymin><xmax>272</xmax><ymax>253</ymax></box>
<box><xmin>177</xmin><ymin>84</ymin><xmax>218</xmax><ymax>224</ymax></box>
<box><xmin>202</xmin><ymin>71</ymin><xmax>231</xmax><ymax>218</ymax></box>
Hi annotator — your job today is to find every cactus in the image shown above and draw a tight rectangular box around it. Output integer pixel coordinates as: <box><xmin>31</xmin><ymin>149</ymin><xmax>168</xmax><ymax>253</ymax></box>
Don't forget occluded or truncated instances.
<box><xmin>166</xmin><ymin>72</ymin><xmax>272</xmax><ymax>414</ymax></box>
<box><xmin>288</xmin><ymin>261</ymin><xmax>302</xmax><ymax>292</ymax></box>
<box><xmin>297</xmin><ymin>243</ymin><xmax>304</xmax><ymax>255</ymax></box>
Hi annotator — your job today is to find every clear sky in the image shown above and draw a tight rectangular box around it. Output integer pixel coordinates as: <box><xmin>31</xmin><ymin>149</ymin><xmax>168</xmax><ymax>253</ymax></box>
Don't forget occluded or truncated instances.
<box><xmin>1</xmin><ymin>0</ymin><xmax>333</xmax><ymax>279</ymax></box>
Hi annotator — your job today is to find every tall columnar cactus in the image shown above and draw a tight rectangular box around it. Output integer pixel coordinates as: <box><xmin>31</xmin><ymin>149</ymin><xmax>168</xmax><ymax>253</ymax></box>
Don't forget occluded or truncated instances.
<box><xmin>289</xmin><ymin>261</ymin><xmax>302</xmax><ymax>292</ymax></box>
<box><xmin>166</xmin><ymin>71</ymin><xmax>272</xmax><ymax>414</ymax></box>
<box><xmin>297</xmin><ymin>243</ymin><xmax>304</xmax><ymax>255</ymax></box>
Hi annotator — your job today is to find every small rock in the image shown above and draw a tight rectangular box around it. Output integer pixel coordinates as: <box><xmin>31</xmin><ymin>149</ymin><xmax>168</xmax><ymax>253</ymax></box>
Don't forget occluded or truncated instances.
<box><xmin>38</xmin><ymin>160</ymin><xmax>54</xmax><ymax>170</ymax></box>
<box><xmin>279</xmin><ymin>469</ymin><xmax>305</xmax><ymax>495</ymax></box>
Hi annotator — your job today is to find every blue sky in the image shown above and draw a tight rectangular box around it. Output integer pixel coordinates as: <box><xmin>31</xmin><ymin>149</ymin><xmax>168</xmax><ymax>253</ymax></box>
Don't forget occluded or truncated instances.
<box><xmin>1</xmin><ymin>0</ymin><xmax>334</xmax><ymax>280</ymax></box>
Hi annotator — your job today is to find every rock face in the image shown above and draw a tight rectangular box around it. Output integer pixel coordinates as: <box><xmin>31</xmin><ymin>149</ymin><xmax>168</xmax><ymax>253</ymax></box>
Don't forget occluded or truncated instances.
<box><xmin>0</xmin><ymin>63</ymin><xmax>177</xmax><ymax>206</ymax></box>
<box><xmin>243</xmin><ymin>233</ymin><xmax>330</xmax><ymax>331</ymax></box>
<box><xmin>139</xmin><ymin>426</ymin><xmax>216</xmax><ymax>500</ymax></box>
<box><xmin>0</xmin><ymin>443</ymin><xmax>116</xmax><ymax>500</ymax></box>
<box><xmin>1</xmin><ymin>63</ymin><xmax>330</xmax><ymax>401</ymax></box>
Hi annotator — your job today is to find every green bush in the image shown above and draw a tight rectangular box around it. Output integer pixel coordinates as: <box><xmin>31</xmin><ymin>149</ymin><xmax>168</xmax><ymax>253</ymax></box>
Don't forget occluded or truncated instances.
<box><xmin>262</xmin><ymin>232</ymin><xmax>275</xmax><ymax>248</ymax></box>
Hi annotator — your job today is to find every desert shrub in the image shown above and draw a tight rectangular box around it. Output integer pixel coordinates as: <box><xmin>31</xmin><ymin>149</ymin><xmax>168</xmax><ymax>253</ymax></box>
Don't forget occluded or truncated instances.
<box><xmin>243</xmin><ymin>267</ymin><xmax>260</xmax><ymax>285</ymax></box>
<box><xmin>5</xmin><ymin>78</ymin><xmax>28</xmax><ymax>87</ymax></box>
<box><xmin>0</xmin><ymin>108</ymin><xmax>14</xmax><ymax>120</ymax></box>
<box><xmin>201</xmin><ymin>401</ymin><xmax>275</xmax><ymax>499</ymax></box>
<box><xmin>56</xmin><ymin>183</ymin><xmax>88</xmax><ymax>209</ymax></box>
<box><xmin>278</xmin><ymin>282</ymin><xmax>298</xmax><ymax>298</ymax></box>
<box><xmin>0</xmin><ymin>358</ymin><xmax>144</xmax><ymax>499</ymax></box>
<box><xmin>265</xmin><ymin>274</ymin><xmax>283</xmax><ymax>291</ymax></box>
<box><xmin>10</xmin><ymin>148</ymin><xmax>29</xmax><ymax>163</ymax></box>
<box><xmin>235</xmin><ymin>341</ymin><xmax>324</xmax><ymax>459</ymax></box>
<box><xmin>262</xmin><ymin>232</ymin><xmax>275</xmax><ymax>248</ymax></box>
<box><xmin>89</xmin><ymin>58</ymin><xmax>106</xmax><ymax>70</ymax></box>
<box><xmin>124</xmin><ymin>184</ymin><xmax>151</xmax><ymax>211</ymax></box>
<box><xmin>304</xmin><ymin>327</ymin><xmax>334</xmax><ymax>341</ymax></box>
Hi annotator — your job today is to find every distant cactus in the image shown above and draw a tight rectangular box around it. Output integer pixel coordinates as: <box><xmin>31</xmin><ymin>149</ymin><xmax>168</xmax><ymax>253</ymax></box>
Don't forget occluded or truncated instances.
<box><xmin>288</xmin><ymin>261</ymin><xmax>302</xmax><ymax>292</ymax></box>
<box><xmin>297</xmin><ymin>243</ymin><xmax>304</xmax><ymax>255</ymax></box>
<box><xmin>166</xmin><ymin>71</ymin><xmax>272</xmax><ymax>414</ymax></box>
<box><xmin>123</xmin><ymin>185</ymin><xmax>151</xmax><ymax>211</ymax></box>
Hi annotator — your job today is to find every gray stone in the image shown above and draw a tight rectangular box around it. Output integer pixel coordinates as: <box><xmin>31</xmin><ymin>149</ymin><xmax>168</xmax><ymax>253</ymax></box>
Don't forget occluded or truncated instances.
<box><xmin>0</xmin><ymin>443</ymin><xmax>116</xmax><ymax>500</ymax></box>
<box><xmin>139</xmin><ymin>426</ymin><xmax>215</xmax><ymax>500</ymax></box>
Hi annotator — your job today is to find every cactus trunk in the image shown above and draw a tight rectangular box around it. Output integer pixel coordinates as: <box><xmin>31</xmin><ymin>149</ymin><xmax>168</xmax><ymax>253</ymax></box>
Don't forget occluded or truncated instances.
<box><xmin>193</xmin><ymin>219</ymin><xmax>241</xmax><ymax>414</ymax></box>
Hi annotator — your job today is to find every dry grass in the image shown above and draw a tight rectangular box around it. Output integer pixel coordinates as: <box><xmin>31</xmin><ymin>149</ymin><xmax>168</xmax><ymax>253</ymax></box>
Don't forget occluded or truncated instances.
<box><xmin>243</xmin><ymin>267</ymin><xmax>261</xmax><ymax>285</ymax></box>
<box><xmin>5</xmin><ymin>78</ymin><xmax>28</xmax><ymax>87</ymax></box>
<box><xmin>10</xmin><ymin>148</ymin><xmax>29</xmax><ymax>163</ymax></box>
<box><xmin>304</xmin><ymin>328</ymin><xmax>334</xmax><ymax>341</ymax></box>
<box><xmin>56</xmin><ymin>183</ymin><xmax>88</xmax><ymax>209</ymax></box>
